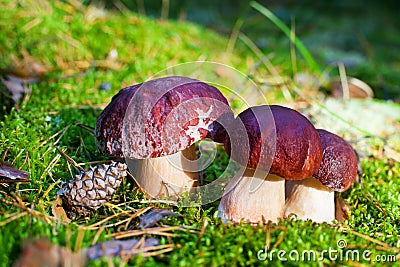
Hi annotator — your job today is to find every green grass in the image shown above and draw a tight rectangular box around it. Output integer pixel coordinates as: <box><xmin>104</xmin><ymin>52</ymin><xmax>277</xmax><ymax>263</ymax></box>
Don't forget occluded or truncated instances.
<box><xmin>250</xmin><ymin>1</ymin><xmax>321</xmax><ymax>75</ymax></box>
<box><xmin>1</xmin><ymin>1</ymin><xmax>399</xmax><ymax>266</ymax></box>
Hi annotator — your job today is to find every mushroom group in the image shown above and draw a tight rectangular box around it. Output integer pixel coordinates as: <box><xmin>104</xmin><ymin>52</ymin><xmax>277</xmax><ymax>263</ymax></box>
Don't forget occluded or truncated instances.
<box><xmin>95</xmin><ymin>75</ymin><xmax>358</xmax><ymax>224</ymax></box>
<box><xmin>217</xmin><ymin>105</ymin><xmax>358</xmax><ymax>224</ymax></box>
<box><xmin>218</xmin><ymin>105</ymin><xmax>323</xmax><ymax>223</ymax></box>
<box><xmin>217</xmin><ymin>106</ymin><xmax>358</xmax><ymax>224</ymax></box>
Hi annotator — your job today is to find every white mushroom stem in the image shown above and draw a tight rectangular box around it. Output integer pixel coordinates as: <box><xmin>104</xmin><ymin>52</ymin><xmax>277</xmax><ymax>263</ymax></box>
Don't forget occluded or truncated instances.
<box><xmin>284</xmin><ymin>177</ymin><xmax>334</xmax><ymax>223</ymax></box>
<box><xmin>127</xmin><ymin>144</ymin><xmax>198</xmax><ymax>199</ymax></box>
<box><xmin>218</xmin><ymin>168</ymin><xmax>285</xmax><ymax>224</ymax></box>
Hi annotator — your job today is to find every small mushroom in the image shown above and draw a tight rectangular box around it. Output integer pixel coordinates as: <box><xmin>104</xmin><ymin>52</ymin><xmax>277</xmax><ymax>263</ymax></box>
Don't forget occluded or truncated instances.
<box><xmin>218</xmin><ymin>105</ymin><xmax>323</xmax><ymax>223</ymax></box>
<box><xmin>95</xmin><ymin>76</ymin><xmax>232</xmax><ymax>199</ymax></box>
<box><xmin>284</xmin><ymin>129</ymin><xmax>358</xmax><ymax>223</ymax></box>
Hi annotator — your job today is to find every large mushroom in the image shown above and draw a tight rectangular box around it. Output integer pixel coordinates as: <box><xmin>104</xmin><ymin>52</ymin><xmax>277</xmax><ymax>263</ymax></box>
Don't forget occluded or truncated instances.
<box><xmin>284</xmin><ymin>129</ymin><xmax>358</xmax><ymax>223</ymax></box>
<box><xmin>218</xmin><ymin>105</ymin><xmax>323</xmax><ymax>223</ymax></box>
<box><xmin>95</xmin><ymin>76</ymin><xmax>233</xmax><ymax>199</ymax></box>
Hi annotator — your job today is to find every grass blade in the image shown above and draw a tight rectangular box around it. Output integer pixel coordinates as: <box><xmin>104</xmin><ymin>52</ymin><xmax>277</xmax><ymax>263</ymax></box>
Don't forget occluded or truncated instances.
<box><xmin>250</xmin><ymin>1</ymin><xmax>321</xmax><ymax>75</ymax></box>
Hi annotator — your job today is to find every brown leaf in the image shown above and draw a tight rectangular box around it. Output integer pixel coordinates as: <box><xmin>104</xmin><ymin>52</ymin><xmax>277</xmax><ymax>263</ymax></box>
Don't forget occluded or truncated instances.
<box><xmin>138</xmin><ymin>208</ymin><xmax>182</xmax><ymax>229</ymax></box>
<box><xmin>0</xmin><ymin>161</ymin><xmax>30</xmax><ymax>183</ymax></box>
<box><xmin>0</xmin><ymin>80</ymin><xmax>15</xmax><ymax>117</ymax></box>
<box><xmin>51</xmin><ymin>196</ymin><xmax>71</xmax><ymax>224</ymax></box>
<box><xmin>335</xmin><ymin>195</ymin><xmax>351</xmax><ymax>222</ymax></box>
<box><xmin>86</xmin><ymin>238</ymin><xmax>160</xmax><ymax>260</ymax></box>
<box><xmin>2</xmin><ymin>51</ymin><xmax>49</xmax><ymax>80</ymax></box>
<box><xmin>12</xmin><ymin>238</ymin><xmax>87</xmax><ymax>267</ymax></box>
<box><xmin>330</xmin><ymin>77</ymin><xmax>374</xmax><ymax>99</ymax></box>
<box><xmin>0</xmin><ymin>75</ymin><xmax>32</xmax><ymax>102</ymax></box>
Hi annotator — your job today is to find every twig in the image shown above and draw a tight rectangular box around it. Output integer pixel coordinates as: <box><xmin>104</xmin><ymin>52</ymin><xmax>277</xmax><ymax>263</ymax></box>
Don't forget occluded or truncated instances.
<box><xmin>111</xmin><ymin>226</ymin><xmax>184</xmax><ymax>239</ymax></box>
<box><xmin>365</xmin><ymin>192</ymin><xmax>388</xmax><ymax>217</ymax></box>
<box><xmin>225</xmin><ymin>18</ymin><xmax>244</xmax><ymax>59</ymax></box>
<box><xmin>34</xmin><ymin>124</ymin><xmax>71</xmax><ymax>152</ymax></box>
<box><xmin>85</xmin><ymin>207</ymin><xmax>151</xmax><ymax>230</ymax></box>
<box><xmin>56</xmin><ymin>147</ymin><xmax>85</xmax><ymax>172</ymax></box>
<box><xmin>11</xmin><ymin>149</ymin><xmax>25</xmax><ymax>165</ymax></box>
<box><xmin>41</xmin><ymin>178</ymin><xmax>61</xmax><ymax>200</ymax></box>
<box><xmin>120</xmin><ymin>243</ymin><xmax>175</xmax><ymax>259</ymax></box>
<box><xmin>39</xmin><ymin>153</ymin><xmax>62</xmax><ymax>182</ymax></box>
<box><xmin>0</xmin><ymin>192</ymin><xmax>66</xmax><ymax>226</ymax></box>
<box><xmin>0</xmin><ymin>211</ymin><xmax>28</xmax><ymax>227</ymax></box>
<box><xmin>75</xmin><ymin>123</ymin><xmax>94</xmax><ymax>135</ymax></box>
<box><xmin>76</xmin><ymin>160</ymin><xmax>113</xmax><ymax>166</ymax></box>
<box><xmin>91</xmin><ymin>227</ymin><xmax>105</xmax><ymax>246</ymax></box>
<box><xmin>338</xmin><ymin>62</ymin><xmax>350</xmax><ymax>100</ymax></box>
<box><xmin>135</xmin><ymin>199</ymin><xmax>180</xmax><ymax>206</ymax></box>
<box><xmin>343</xmin><ymin>228</ymin><xmax>399</xmax><ymax>253</ymax></box>
<box><xmin>238</xmin><ymin>32</ymin><xmax>292</xmax><ymax>101</ymax></box>
<box><xmin>273</xmin><ymin>226</ymin><xmax>287</xmax><ymax>248</ymax></box>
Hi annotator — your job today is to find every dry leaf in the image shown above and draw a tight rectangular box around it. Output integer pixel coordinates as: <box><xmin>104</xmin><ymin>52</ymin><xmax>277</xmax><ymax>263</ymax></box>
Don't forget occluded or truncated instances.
<box><xmin>12</xmin><ymin>238</ymin><xmax>87</xmax><ymax>267</ymax></box>
<box><xmin>14</xmin><ymin>236</ymin><xmax>163</xmax><ymax>266</ymax></box>
<box><xmin>0</xmin><ymin>79</ymin><xmax>15</xmax><ymax>117</ymax></box>
<box><xmin>138</xmin><ymin>208</ymin><xmax>182</xmax><ymax>229</ymax></box>
<box><xmin>1</xmin><ymin>50</ymin><xmax>49</xmax><ymax>80</ymax></box>
<box><xmin>335</xmin><ymin>195</ymin><xmax>351</xmax><ymax>222</ymax></box>
<box><xmin>86</xmin><ymin>238</ymin><xmax>160</xmax><ymax>260</ymax></box>
<box><xmin>0</xmin><ymin>161</ymin><xmax>30</xmax><ymax>183</ymax></box>
<box><xmin>0</xmin><ymin>75</ymin><xmax>32</xmax><ymax>102</ymax></box>
<box><xmin>51</xmin><ymin>195</ymin><xmax>71</xmax><ymax>224</ymax></box>
<box><xmin>330</xmin><ymin>77</ymin><xmax>374</xmax><ymax>99</ymax></box>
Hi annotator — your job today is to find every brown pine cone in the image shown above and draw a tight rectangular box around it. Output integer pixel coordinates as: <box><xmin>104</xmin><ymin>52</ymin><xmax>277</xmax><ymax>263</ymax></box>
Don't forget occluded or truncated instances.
<box><xmin>58</xmin><ymin>161</ymin><xmax>127</xmax><ymax>219</ymax></box>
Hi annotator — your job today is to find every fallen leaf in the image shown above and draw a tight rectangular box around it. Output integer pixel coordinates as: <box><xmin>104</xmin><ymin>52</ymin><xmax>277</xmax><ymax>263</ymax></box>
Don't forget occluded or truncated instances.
<box><xmin>0</xmin><ymin>80</ymin><xmax>15</xmax><ymax>117</ymax></box>
<box><xmin>0</xmin><ymin>161</ymin><xmax>30</xmax><ymax>183</ymax></box>
<box><xmin>138</xmin><ymin>208</ymin><xmax>182</xmax><ymax>229</ymax></box>
<box><xmin>330</xmin><ymin>77</ymin><xmax>374</xmax><ymax>99</ymax></box>
<box><xmin>86</xmin><ymin>238</ymin><xmax>160</xmax><ymax>260</ymax></box>
<box><xmin>14</xmin><ymin>236</ymin><xmax>164</xmax><ymax>266</ymax></box>
<box><xmin>12</xmin><ymin>237</ymin><xmax>87</xmax><ymax>267</ymax></box>
<box><xmin>1</xmin><ymin>50</ymin><xmax>49</xmax><ymax>80</ymax></box>
<box><xmin>335</xmin><ymin>195</ymin><xmax>351</xmax><ymax>222</ymax></box>
<box><xmin>51</xmin><ymin>196</ymin><xmax>71</xmax><ymax>224</ymax></box>
<box><xmin>0</xmin><ymin>75</ymin><xmax>33</xmax><ymax>102</ymax></box>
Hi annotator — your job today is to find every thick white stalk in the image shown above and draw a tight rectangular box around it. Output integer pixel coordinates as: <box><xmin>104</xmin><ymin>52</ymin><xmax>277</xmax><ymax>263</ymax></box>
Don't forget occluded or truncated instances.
<box><xmin>284</xmin><ymin>177</ymin><xmax>334</xmax><ymax>223</ymax></box>
<box><xmin>218</xmin><ymin>169</ymin><xmax>285</xmax><ymax>224</ymax></box>
<box><xmin>128</xmin><ymin>144</ymin><xmax>198</xmax><ymax>199</ymax></box>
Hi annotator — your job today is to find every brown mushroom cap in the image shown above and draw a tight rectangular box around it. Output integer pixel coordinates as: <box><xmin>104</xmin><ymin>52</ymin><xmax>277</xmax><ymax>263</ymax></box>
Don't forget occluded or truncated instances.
<box><xmin>95</xmin><ymin>83</ymin><xmax>141</xmax><ymax>157</ymax></box>
<box><xmin>313</xmin><ymin>129</ymin><xmax>358</xmax><ymax>192</ymax></box>
<box><xmin>225</xmin><ymin>105</ymin><xmax>323</xmax><ymax>180</ymax></box>
<box><xmin>95</xmin><ymin>76</ymin><xmax>231</xmax><ymax>159</ymax></box>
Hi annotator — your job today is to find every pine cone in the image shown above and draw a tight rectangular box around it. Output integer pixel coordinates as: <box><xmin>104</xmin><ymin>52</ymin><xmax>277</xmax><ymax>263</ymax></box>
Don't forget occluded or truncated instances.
<box><xmin>58</xmin><ymin>161</ymin><xmax>127</xmax><ymax>219</ymax></box>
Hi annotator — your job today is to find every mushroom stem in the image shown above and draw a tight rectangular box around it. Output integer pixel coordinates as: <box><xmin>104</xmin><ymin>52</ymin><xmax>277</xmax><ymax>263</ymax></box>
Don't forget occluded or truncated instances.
<box><xmin>218</xmin><ymin>169</ymin><xmax>285</xmax><ymax>224</ymax></box>
<box><xmin>128</xmin><ymin>144</ymin><xmax>198</xmax><ymax>199</ymax></box>
<box><xmin>284</xmin><ymin>177</ymin><xmax>334</xmax><ymax>223</ymax></box>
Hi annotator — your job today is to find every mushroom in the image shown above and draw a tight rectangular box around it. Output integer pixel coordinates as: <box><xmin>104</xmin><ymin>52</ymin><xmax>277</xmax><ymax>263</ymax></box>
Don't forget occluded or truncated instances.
<box><xmin>95</xmin><ymin>76</ymin><xmax>233</xmax><ymax>199</ymax></box>
<box><xmin>218</xmin><ymin>105</ymin><xmax>323</xmax><ymax>223</ymax></box>
<box><xmin>284</xmin><ymin>129</ymin><xmax>358</xmax><ymax>223</ymax></box>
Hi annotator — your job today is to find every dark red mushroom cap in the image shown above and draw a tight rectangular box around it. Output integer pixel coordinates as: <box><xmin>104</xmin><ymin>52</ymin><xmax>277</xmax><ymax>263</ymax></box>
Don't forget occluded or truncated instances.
<box><xmin>95</xmin><ymin>83</ymin><xmax>141</xmax><ymax>157</ymax></box>
<box><xmin>225</xmin><ymin>105</ymin><xmax>323</xmax><ymax>180</ymax></box>
<box><xmin>95</xmin><ymin>76</ymin><xmax>232</xmax><ymax>158</ymax></box>
<box><xmin>313</xmin><ymin>129</ymin><xmax>358</xmax><ymax>192</ymax></box>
